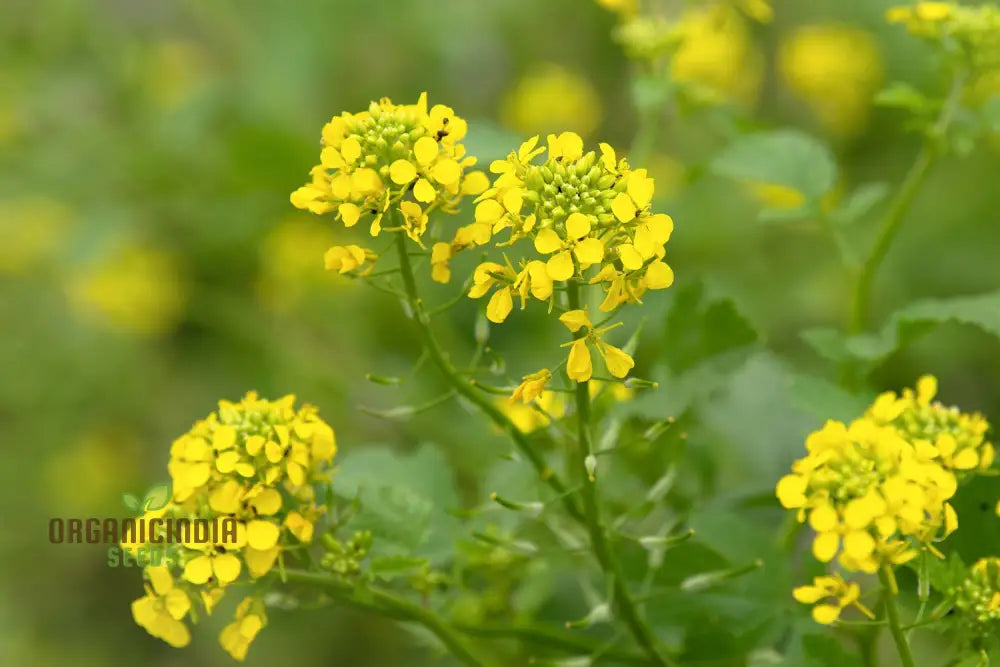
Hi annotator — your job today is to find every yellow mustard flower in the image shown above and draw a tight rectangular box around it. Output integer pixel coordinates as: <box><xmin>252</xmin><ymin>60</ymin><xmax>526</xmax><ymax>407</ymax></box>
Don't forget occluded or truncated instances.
<box><xmin>867</xmin><ymin>375</ymin><xmax>995</xmax><ymax>475</ymax></box>
<box><xmin>559</xmin><ymin>309</ymin><xmax>635</xmax><ymax>383</ymax></box>
<box><xmin>501</xmin><ymin>63</ymin><xmax>602</xmax><ymax>138</ymax></box>
<box><xmin>290</xmin><ymin>93</ymin><xmax>488</xmax><ymax>240</ymax></box>
<box><xmin>779</xmin><ymin>25</ymin><xmax>884</xmax><ymax>138</ymax></box>
<box><xmin>670</xmin><ymin>6</ymin><xmax>764</xmax><ymax>107</ymax></box>
<box><xmin>220</xmin><ymin>596</ymin><xmax>267</xmax><ymax>662</ymax></box>
<box><xmin>130</xmin><ymin>393</ymin><xmax>337</xmax><ymax>660</ymax></box>
<box><xmin>256</xmin><ymin>216</ymin><xmax>339</xmax><ymax>310</ymax></box>
<box><xmin>131</xmin><ymin>566</ymin><xmax>192</xmax><ymax>648</ymax></box>
<box><xmin>793</xmin><ymin>573</ymin><xmax>874</xmax><ymax>624</ymax></box>
<box><xmin>323</xmin><ymin>244</ymin><xmax>377</xmax><ymax>275</ymax></box>
<box><xmin>777</xmin><ymin>417</ymin><xmax>958</xmax><ymax>574</ymax></box>
<box><xmin>888</xmin><ymin>2</ymin><xmax>1000</xmax><ymax>72</ymax></box>
<box><xmin>511</xmin><ymin>368</ymin><xmax>553</xmax><ymax>404</ymax></box>
<box><xmin>67</xmin><ymin>243</ymin><xmax>187</xmax><ymax>338</ymax></box>
<box><xmin>468</xmin><ymin>133</ymin><xmax>674</xmax><ymax>313</ymax></box>
<box><xmin>0</xmin><ymin>196</ymin><xmax>73</xmax><ymax>275</ymax></box>
<box><xmin>497</xmin><ymin>390</ymin><xmax>567</xmax><ymax>433</ymax></box>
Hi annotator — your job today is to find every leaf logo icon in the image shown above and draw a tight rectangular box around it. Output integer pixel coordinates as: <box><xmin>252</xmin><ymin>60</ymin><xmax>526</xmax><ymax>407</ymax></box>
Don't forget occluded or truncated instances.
<box><xmin>121</xmin><ymin>482</ymin><xmax>173</xmax><ymax>514</ymax></box>
<box><xmin>143</xmin><ymin>482</ymin><xmax>172</xmax><ymax>511</ymax></box>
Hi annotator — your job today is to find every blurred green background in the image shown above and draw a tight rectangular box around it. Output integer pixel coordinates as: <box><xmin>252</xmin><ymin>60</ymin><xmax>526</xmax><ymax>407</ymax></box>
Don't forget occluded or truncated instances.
<box><xmin>3</xmin><ymin>0</ymin><xmax>999</xmax><ymax>665</ymax></box>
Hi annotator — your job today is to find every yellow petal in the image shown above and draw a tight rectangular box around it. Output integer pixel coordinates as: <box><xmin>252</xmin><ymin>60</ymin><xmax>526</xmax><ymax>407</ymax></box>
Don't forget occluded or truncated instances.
<box><xmin>486</xmin><ymin>287</ymin><xmax>514</xmax><ymax>323</ymax></box>
<box><xmin>627</xmin><ymin>170</ymin><xmax>654</xmax><ymax>208</ymax></box>
<box><xmin>601</xmin><ymin>343</ymin><xmax>634</xmax><ymax>379</ymax></box>
<box><xmin>546</xmin><ymin>251</ymin><xmax>575</xmax><ymax>281</ymax></box>
<box><xmin>413</xmin><ymin>178</ymin><xmax>436</xmax><ymax>202</ymax></box>
<box><xmin>792</xmin><ymin>585</ymin><xmax>825</xmax><ymax>604</ymax></box>
<box><xmin>413</xmin><ymin>136</ymin><xmax>439</xmax><ymax>165</ymax></box>
<box><xmin>249</xmin><ymin>488</ymin><xmax>282</xmax><ymax>515</ymax></box>
<box><xmin>644</xmin><ymin>261</ymin><xmax>674</xmax><ymax>289</ymax></box>
<box><xmin>340</xmin><ymin>137</ymin><xmax>362</xmax><ymax>163</ymax></box>
<box><xmin>245</xmin><ymin>546</ymin><xmax>280</xmax><ymax>578</ymax></box>
<box><xmin>574</xmin><ymin>238</ymin><xmax>604</xmax><ymax>267</ymax></box>
<box><xmin>183</xmin><ymin>555</ymin><xmax>213</xmax><ymax>585</ymax></box>
<box><xmin>565</xmin><ymin>212</ymin><xmax>591</xmax><ymax>240</ymax></box>
<box><xmin>611</xmin><ymin>192</ymin><xmax>636</xmax><ymax>222</ymax></box>
<box><xmin>812</xmin><ymin>532</ymin><xmax>839</xmax><ymax>562</ymax></box>
<box><xmin>389</xmin><ymin>159</ymin><xmax>417</xmax><ymax>185</ymax></box>
<box><xmin>247</xmin><ymin>520</ymin><xmax>281</xmax><ymax>550</ymax></box>
<box><xmin>808</xmin><ymin>504</ymin><xmax>838</xmax><ymax>532</ymax></box>
<box><xmin>213</xmin><ymin>426</ymin><xmax>237</xmax><ymax>451</ymax></box>
<box><xmin>618</xmin><ymin>244</ymin><xmax>643</xmax><ymax>271</ymax></box>
<box><xmin>559</xmin><ymin>309</ymin><xmax>592</xmax><ymax>333</ymax></box>
<box><xmin>431</xmin><ymin>159</ymin><xmax>461</xmax><ymax>185</ymax></box>
<box><xmin>567</xmin><ymin>339</ymin><xmax>592</xmax><ymax>383</ymax></box>
<box><xmin>533</xmin><ymin>228</ymin><xmax>563</xmax><ymax>255</ymax></box>
<box><xmin>212</xmin><ymin>553</ymin><xmax>242</xmax><ymax>584</ymax></box>
<box><xmin>462</xmin><ymin>171</ymin><xmax>490</xmax><ymax>195</ymax></box>
<box><xmin>812</xmin><ymin>604</ymin><xmax>841</xmax><ymax>625</ymax></box>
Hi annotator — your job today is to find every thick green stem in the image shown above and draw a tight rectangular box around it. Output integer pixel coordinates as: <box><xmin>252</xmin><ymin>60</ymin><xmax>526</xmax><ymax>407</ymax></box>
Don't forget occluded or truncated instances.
<box><xmin>392</xmin><ymin>231</ymin><xmax>585</xmax><ymax>524</ymax></box>
<box><xmin>566</xmin><ymin>281</ymin><xmax>674</xmax><ymax>667</ymax></box>
<box><xmin>879</xmin><ymin>567</ymin><xmax>917</xmax><ymax>667</ymax></box>
<box><xmin>847</xmin><ymin>70</ymin><xmax>966</xmax><ymax>334</ymax></box>
<box><xmin>283</xmin><ymin>570</ymin><xmax>489</xmax><ymax>667</ymax></box>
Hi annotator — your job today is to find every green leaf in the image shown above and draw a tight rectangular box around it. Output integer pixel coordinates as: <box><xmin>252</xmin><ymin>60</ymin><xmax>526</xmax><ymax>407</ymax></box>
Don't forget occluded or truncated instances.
<box><xmin>143</xmin><ymin>482</ymin><xmax>172</xmax><ymax>511</ymax></box>
<box><xmin>802</xmin><ymin>288</ymin><xmax>1000</xmax><ymax>365</ymax></box>
<box><xmin>799</xmin><ymin>633</ymin><xmax>864</xmax><ymax>667</ymax></box>
<box><xmin>368</xmin><ymin>555</ymin><xmax>428</xmax><ymax>582</ymax></box>
<box><xmin>660</xmin><ymin>282</ymin><xmax>758</xmax><ymax>374</ymax></box>
<box><xmin>788</xmin><ymin>374</ymin><xmax>872</xmax><ymax>423</ymax></box>
<box><xmin>874</xmin><ymin>82</ymin><xmax>934</xmax><ymax>113</ymax></box>
<box><xmin>828</xmin><ymin>182</ymin><xmax>889</xmax><ymax>226</ymax></box>
<box><xmin>920</xmin><ymin>550</ymin><xmax>967</xmax><ymax>595</ymax></box>
<box><xmin>710</xmin><ymin>130</ymin><xmax>837</xmax><ymax>200</ymax></box>
<box><xmin>332</xmin><ymin>443</ymin><xmax>461</xmax><ymax>562</ymax></box>
<box><xmin>121</xmin><ymin>493</ymin><xmax>141</xmax><ymax>513</ymax></box>
<box><xmin>982</xmin><ymin>95</ymin><xmax>1000</xmax><ymax>134</ymax></box>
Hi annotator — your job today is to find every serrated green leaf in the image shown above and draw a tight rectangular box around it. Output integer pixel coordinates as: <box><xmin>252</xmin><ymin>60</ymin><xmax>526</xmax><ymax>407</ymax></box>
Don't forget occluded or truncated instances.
<box><xmin>122</xmin><ymin>493</ymin><xmax>141</xmax><ymax>513</ymax></box>
<box><xmin>660</xmin><ymin>282</ymin><xmax>758</xmax><ymax>374</ymax></box>
<box><xmin>710</xmin><ymin>130</ymin><xmax>837</xmax><ymax>200</ymax></box>
<box><xmin>332</xmin><ymin>443</ymin><xmax>461</xmax><ymax>562</ymax></box>
<box><xmin>828</xmin><ymin>182</ymin><xmax>889</xmax><ymax>225</ymax></box>
<box><xmin>143</xmin><ymin>482</ymin><xmax>172</xmax><ymax>511</ymax></box>
<box><xmin>802</xmin><ymin>288</ymin><xmax>1000</xmax><ymax>365</ymax></box>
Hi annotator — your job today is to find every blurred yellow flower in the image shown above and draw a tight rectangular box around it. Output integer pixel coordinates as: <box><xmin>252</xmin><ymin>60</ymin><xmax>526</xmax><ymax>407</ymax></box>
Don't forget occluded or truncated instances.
<box><xmin>256</xmin><ymin>216</ymin><xmax>339</xmax><ymax>310</ymax></box>
<box><xmin>748</xmin><ymin>183</ymin><xmax>806</xmax><ymax>210</ymax></box>
<box><xmin>779</xmin><ymin>25</ymin><xmax>884</xmax><ymax>138</ymax></box>
<box><xmin>144</xmin><ymin>40</ymin><xmax>209</xmax><ymax>110</ymax></box>
<box><xmin>595</xmin><ymin>0</ymin><xmax>637</xmax><ymax>17</ymax></box>
<box><xmin>501</xmin><ymin>64</ymin><xmax>603</xmax><ymax>138</ymax></box>
<box><xmin>671</xmin><ymin>6</ymin><xmax>764</xmax><ymax>107</ymax></box>
<box><xmin>497</xmin><ymin>391</ymin><xmax>566</xmax><ymax>433</ymax></box>
<box><xmin>42</xmin><ymin>429</ymin><xmax>140</xmax><ymax>514</ymax></box>
<box><xmin>0</xmin><ymin>197</ymin><xmax>73</xmax><ymax>274</ymax></box>
<box><xmin>68</xmin><ymin>243</ymin><xmax>187</xmax><ymax>337</ymax></box>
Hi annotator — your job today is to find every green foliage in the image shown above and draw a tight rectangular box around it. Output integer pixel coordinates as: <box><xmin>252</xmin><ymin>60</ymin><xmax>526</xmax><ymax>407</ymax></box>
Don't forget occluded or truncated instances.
<box><xmin>710</xmin><ymin>130</ymin><xmax>838</xmax><ymax>201</ymax></box>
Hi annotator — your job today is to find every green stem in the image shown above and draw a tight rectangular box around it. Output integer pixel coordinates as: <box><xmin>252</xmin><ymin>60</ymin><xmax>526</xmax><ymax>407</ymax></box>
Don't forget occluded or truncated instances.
<box><xmin>452</xmin><ymin>623</ymin><xmax>647</xmax><ymax>664</ymax></box>
<box><xmin>393</xmin><ymin>230</ymin><xmax>585</xmax><ymax>525</ymax></box>
<box><xmin>282</xmin><ymin>570</ymin><xmax>490</xmax><ymax>667</ymax></box>
<box><xmin>566</xmin><ymin>281</ymin><xmax>674</xmax><ymax>667</ymax></box>
<box><xmin>879</xmin><ymin>567</ymin><xmax>916</xmax><ymax>667</ymax></box>
<box><xmin>847</xmin><ymin>69</ymin><xmax>966</xmax><ymax>334</ymax></box>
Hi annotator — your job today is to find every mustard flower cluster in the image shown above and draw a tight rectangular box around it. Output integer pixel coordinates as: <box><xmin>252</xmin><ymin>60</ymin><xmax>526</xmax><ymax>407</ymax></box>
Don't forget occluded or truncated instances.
<box><xmin>128</xmin><ymin>392</ymin><xmax>337</xmax><ymax>660</ymax></box>
<box><xmin>455</xmin><ymin>132</ymin><xmax>673</xmax><ymax>386</ymax></box>
<box><xmin>289</xmin><ymin>93</ymin><xmax>488</xmax><ymax>267</ymax></box>
<box><xmin>462</xmin><ymin>132</ymin><xmax>674</xmax><ymax>313</ymax></box>
<box><xmin>950</xmin><ymin>557</ymin><xmax>1000</xmax><ymax>644</ymax></box>
<box><xmin>888</xmin><ymin>2</ymin><xmax>1000</xmax><ymax>72</ymax></box>
<box><xmin>778</xmin><ymin>376</ymin><xmax>996</xmax><ymax>624</ymax></box>
<box><xmin>867</xmin><ymin>375</ymin><xmax>995</xmax><ymax>476</ymax></box>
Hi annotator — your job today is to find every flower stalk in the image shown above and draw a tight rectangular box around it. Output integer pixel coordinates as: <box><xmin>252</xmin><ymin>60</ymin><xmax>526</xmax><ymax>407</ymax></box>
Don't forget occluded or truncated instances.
<box><xmin>879</xmin><ymin>566</ymin><xmax>917</xmax><ymax>667</ymax></box>
<box><xmin>566</xmin><ymin>279</ymin><xmax>674</xmax><ymax>667</ymax></box>
<box><xmin>393</xmin><ymin>227</ymin><xmax>585</xmax><ymax>524</ymax></box>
